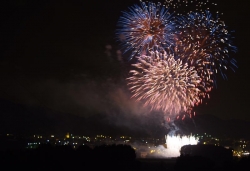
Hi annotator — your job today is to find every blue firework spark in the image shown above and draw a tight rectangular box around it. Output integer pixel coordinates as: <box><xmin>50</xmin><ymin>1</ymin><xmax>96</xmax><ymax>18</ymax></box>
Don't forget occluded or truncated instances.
<box><xmin>174</xmin><ymin>10</ymin><xmax>237</xmax><ymax>81</ymax></box>
<box><xmin>116</xmin><ymin>1</ymin><xmax>176</xmax><ymax>59</ymax></box>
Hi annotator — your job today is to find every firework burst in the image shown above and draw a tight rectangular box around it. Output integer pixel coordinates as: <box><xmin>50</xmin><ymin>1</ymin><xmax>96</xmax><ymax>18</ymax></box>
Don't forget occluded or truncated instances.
<box><xmin>174</xmin><ymin>10</ymin><xmax>237</xmax><ymax>80</ymax></box>
<box><xmin>127</xmin><ymin>49</ymin><xmax>201</xmax><ymax>118</ymax></box>
<box><xmin>116</xmin><ymin>1</ymin><xmax>176</xmax><ymax>59</ymax></box>
<box><xmin>115</xmin><ymin>0</ymin><xmax>238</xmax><ymax>125</ymax></box>
<box><xmin>170</xmin><ymin>41</ymin><xmax>214</xmax><ymax>97</ymax></box>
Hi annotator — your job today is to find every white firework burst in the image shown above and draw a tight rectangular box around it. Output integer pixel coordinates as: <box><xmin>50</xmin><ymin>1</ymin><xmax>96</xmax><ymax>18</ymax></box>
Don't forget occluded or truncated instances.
<box><xmin>127</xmin><ymin>49</ymin><xmax>201</xmax><ymax>118</ymax></box>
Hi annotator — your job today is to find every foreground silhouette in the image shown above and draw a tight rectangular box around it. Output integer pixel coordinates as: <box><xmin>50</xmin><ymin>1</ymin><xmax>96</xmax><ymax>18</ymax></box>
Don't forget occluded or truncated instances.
<box><xmin>0</xmin><ymin>143</ymin><xmax>139</xmax><ymax>171</ymax></box>
<box><xmin>0</xmin><ymin>143</ymin><xmax>249</xmax><ymax>171</ymax></box>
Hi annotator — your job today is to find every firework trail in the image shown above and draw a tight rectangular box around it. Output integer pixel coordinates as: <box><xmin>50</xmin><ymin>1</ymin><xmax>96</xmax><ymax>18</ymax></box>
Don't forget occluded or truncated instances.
<box><xmin>116</xmin><ymin>1</ymin><xmax>176</xmax><ymax>59</ymax></box>
<box><xmin>127</xmin><ymin>49</ymin><xmax>201</xmax><ymax>120</ymax></box>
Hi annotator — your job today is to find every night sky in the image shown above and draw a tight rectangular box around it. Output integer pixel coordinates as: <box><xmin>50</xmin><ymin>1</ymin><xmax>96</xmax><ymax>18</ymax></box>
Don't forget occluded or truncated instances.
<box><xmin>0</xmin><ymin>0</ymin><xmax>250</xmax><ymax>137</ymax></box>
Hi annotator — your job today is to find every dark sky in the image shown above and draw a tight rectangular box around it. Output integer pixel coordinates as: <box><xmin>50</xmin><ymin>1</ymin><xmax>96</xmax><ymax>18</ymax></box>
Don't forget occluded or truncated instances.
<box><xmin>0</xmin><ymin>0</ymin><xmax>250</xmax><ymax>136</ymax></box>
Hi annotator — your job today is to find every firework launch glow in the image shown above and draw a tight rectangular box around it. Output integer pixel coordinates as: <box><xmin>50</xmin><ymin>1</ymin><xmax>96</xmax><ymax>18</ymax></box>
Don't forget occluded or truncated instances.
<box><xmin>140</xmin><ymin>134</ymin><xmax>199</xmax><ymax>158</ymax></box>
<box><xmin>164</xmin><ymin>134</ymin><xmax>199</xmax><ymax>157</ymax></box>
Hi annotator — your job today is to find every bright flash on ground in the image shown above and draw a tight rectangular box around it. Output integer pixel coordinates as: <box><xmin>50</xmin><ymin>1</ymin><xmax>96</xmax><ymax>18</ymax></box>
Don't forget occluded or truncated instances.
<box><xmin>157</xmin><ymin>134</ymin><xmax>199</xmax><ymax>158</ymax></box>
